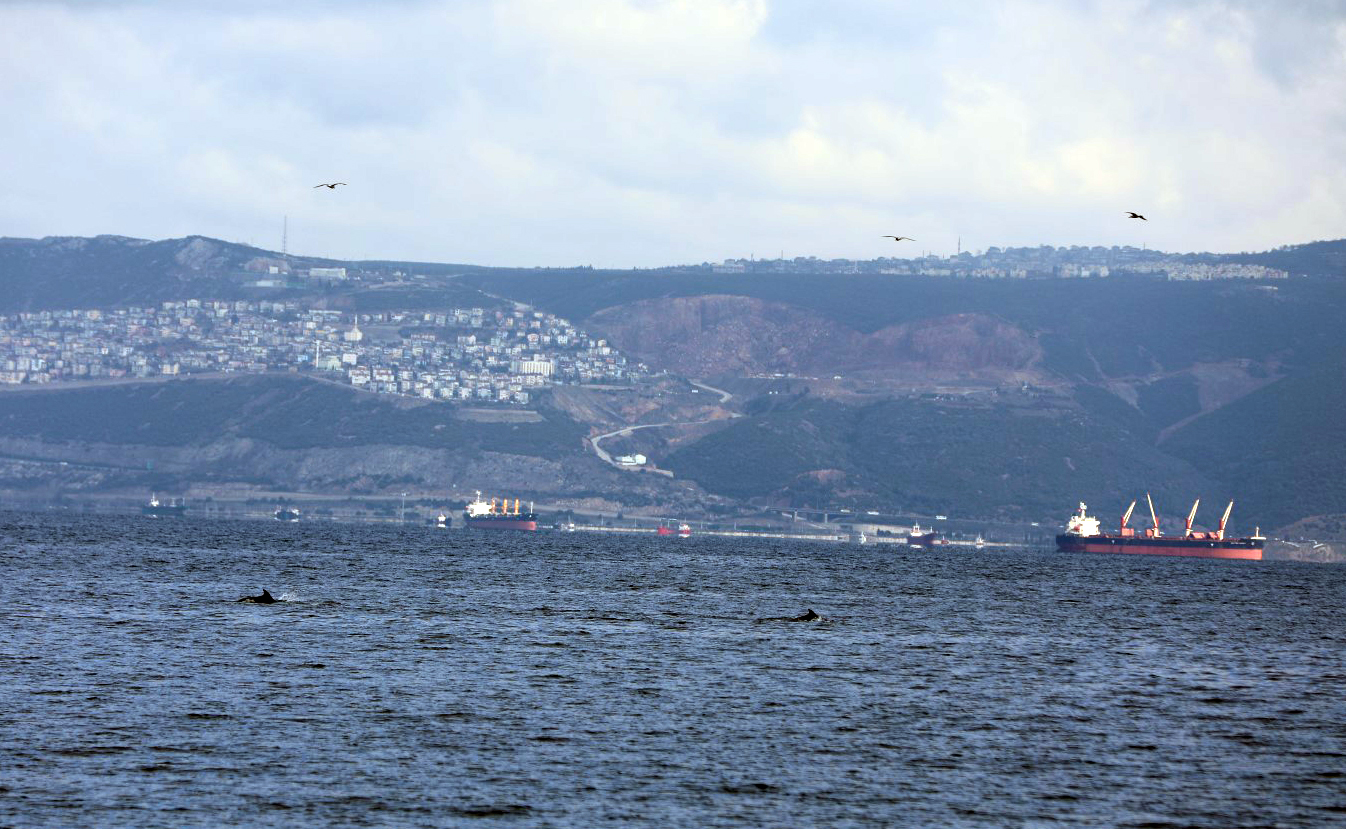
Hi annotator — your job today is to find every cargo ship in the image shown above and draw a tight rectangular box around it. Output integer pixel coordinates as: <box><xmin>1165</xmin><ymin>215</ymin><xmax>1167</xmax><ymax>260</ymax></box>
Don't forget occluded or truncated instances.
<box><xmin>463</xmin><ymin>491</ymin><xmax>537</xmax><ymax>532</ymax></box>
<box><xmin>906</xmin><ymin>522</ymin><xmax>943</xmax><ymax>547</ymax></box>
<box><xmin>657</xmin><ymin>522</ymin><xmax>692</xmax><ymax>538</ymax></box>
<box><xmin>1057</xmin><ymin>495</ymin><xmax>1263</xmax><ymax>560</ymax></box>
<box><xmin>142</xmin><ymin>493</ymin><xmax>186</xmax><ymax>517</ymax></box>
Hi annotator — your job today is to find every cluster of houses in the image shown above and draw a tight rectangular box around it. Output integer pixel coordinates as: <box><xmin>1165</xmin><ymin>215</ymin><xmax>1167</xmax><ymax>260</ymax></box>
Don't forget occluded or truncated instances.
<box><xmin>706</xmin><ymin>245</ymin><xmax>1289</xmax><ymax>280</ymax></box>
<box><xmin>0</xmin><ymin>300</ymin><xmax>645</xmax><ymax>405</ymax></box>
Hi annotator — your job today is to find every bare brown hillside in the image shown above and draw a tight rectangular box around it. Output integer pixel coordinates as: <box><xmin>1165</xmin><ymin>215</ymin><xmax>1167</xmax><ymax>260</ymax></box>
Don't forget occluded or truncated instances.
<box><xmin>588</xmin><ymin>295</ymin><xmax>1043</xmax><ymax>384</ymax></box>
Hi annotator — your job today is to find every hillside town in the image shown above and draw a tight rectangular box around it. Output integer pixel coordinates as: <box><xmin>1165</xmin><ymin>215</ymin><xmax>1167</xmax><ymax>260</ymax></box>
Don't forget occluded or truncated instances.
<box><xmin>707</xmin><ymin>245</ymin><xmax>1290</xmax><ymax>280</ymax></box>
<box><xmin>0</xmin><ymin>300</ymin><xmax>646</xmax><ymax>404</ymax></box>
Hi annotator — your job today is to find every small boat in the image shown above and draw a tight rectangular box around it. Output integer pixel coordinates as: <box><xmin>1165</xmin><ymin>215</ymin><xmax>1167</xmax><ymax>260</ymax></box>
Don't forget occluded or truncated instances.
<box><xmin>274</xmin><ymin>507</ymin><xmax>300</xmax><ymax>522</ymax></box>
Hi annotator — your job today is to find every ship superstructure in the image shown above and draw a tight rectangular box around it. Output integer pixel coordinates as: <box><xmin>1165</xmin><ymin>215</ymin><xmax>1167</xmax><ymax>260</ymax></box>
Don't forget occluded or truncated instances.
<box><xmin>1057</xmin><ymin>495</ymin><xmax>1263</xmax><ymax>560</ymax></box>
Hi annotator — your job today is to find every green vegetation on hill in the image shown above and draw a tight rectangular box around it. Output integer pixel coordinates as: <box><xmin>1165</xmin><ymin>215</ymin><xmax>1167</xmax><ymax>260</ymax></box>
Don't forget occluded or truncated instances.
<box><xmin>0</xmin><ymin>236</ymin><xmax>252</xmax><ymax>311</ymax></box>
<box><xmin>236</xmin><ymin>381</ymin><xmax>584</xmax><ymax>457</ymax></box>
<box><xmin>1163</xmin><ymin>358</ymin><xmax>1346</xmax><ymax>531</ymax></box>
<box><xmin>0</xmin><ymin>376</ymin><xmax>586</xmax><ymax>460</ymax></box>
<box><xmin>1136</xmin><ymin>375</ymin><xmax>1201</xmax><ymax>430</ymax></box>
<box><xmin>664</xmin><ymin>394</ymin><xmax>1209</xmax><ymax>520</ymax></box>
<box><xmin>0</xmin><ymin>380</ymin><xmax>261</xmax><ymax>445</ymax></box>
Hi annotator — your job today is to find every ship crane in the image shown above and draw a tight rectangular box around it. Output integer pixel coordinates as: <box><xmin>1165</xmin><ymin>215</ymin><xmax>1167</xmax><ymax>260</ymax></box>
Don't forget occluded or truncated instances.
<box><xmin>1120</xmin><ymin>500</ymin><xmax>1137</xmax><ymax>536</ymax></box>
<box><xmin>1184</xmin><ymin>498</ymin><xmax>1201</xmax><ymax>538</ymax></box>
<box><xmin>1217</xmin><ymin>500</ymin><xmax>1233</xmax><ymax>541</ymax></box>
<box><xmin>1145</xmin><ymin>492</ymin><xmax>1162</xmax><ymax>538</ymax></box>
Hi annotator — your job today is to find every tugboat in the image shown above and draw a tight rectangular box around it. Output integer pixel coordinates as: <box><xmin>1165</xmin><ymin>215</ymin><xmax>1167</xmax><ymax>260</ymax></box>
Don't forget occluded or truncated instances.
<box><xmin>142</xmin><ymin>493</ymin><xmax>186</xmax><ymax>517</ymax></box>
<box><xmin>434</xmin><ymin>512</ymin><xmax>451</xmax><ymax>529</ymax></box>
<box><xmin>462</xmin><ymin>491</ymin><xmax>538</xmax><ymax>531</ymax></box>
<box><xmin>1056</xmin><ymin>495</ymin><xmax>1263</xmax><ymax>560</ymax></box>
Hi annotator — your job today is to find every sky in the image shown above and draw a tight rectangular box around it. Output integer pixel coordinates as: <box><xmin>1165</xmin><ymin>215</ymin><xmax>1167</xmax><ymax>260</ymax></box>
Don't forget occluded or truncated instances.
<box><xmin>2</xmin><ymin>0</ymin><xmax>1344</xmax><ymax>267</ymax></box>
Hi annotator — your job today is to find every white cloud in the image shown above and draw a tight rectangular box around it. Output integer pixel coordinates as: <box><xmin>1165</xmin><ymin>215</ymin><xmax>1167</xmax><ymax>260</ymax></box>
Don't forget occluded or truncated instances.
<box><xmin>0</xmin><ymin>0</ymin><xmax>1343</xmax><ymax>266</ymax></box>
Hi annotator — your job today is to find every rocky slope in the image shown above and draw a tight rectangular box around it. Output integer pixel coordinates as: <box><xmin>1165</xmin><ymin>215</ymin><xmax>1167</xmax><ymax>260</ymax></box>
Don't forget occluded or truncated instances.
<box><xmin>588</xmin><ymin>295</ymin><xmax>1043</xmax><ymax>383</ymax></box>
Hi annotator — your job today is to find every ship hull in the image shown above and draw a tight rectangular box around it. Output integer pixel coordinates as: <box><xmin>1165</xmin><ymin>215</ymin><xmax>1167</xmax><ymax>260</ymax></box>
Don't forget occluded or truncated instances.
<box><xmin>1057</xmin><ymin>534</ymin><xmax>1262</xmax><ymax>560</ymax></box>
<box><xmin>464</xmin><ymin>516</ymin><xmax>537</xmax><ymax>532</ymax></box>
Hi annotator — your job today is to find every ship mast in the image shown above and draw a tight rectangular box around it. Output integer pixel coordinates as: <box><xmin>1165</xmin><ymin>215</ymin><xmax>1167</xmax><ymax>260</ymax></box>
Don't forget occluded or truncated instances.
<box><xmin>1146</xmin><ymin>492</ymin><xmax>1161</xmax><ymax>537</ymax></box>
<box><xmin>1217</xmin><ymin>500</ymin><xmax>1233</xmax><ymax>540</ymax></box>
<box><xmin>1120</xmin><ymin>500</ymin><xmax>1136</xmax><ymax>533</ymax></box>
<box><xmin>1184</xmin><ymin>498</ymin><xmax>1200</xmax><ymax>538</ymax></box>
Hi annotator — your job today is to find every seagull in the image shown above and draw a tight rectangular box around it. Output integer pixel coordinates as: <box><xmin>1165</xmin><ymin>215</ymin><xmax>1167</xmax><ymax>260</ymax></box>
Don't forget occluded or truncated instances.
<box><xmin>314</xmin><ymin>182</ymin><xmax>347</xmax><ymax>189</ymax></box>
<box><xmin>882</xmin><ymin>235</ymin><xmax>916</xmax><ymax>242</ymax></box>
<box><xmin>1126</xmin><ymin>212</ymin><xmax>1147</xmax><ymax>220</ymax></box>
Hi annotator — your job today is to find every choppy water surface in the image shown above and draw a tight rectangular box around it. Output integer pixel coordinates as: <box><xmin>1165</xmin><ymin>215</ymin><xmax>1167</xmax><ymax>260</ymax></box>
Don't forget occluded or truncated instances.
<box><xmin>1</xmin><ymin>512</ymin><xmax>1343</xmax><ymax>828</ymax></box>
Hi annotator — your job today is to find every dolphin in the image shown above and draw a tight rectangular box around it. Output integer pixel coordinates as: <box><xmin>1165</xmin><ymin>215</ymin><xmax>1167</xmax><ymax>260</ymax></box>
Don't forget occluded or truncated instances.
<box><xmin>236</xmin><ymin>589</ymin><xmax>278</xmax><ymax>604</ymax></box>
<box><xmin>755</xmin><ymin>608</ymin><xmax>823</xmax><ymax>623</ymax></box>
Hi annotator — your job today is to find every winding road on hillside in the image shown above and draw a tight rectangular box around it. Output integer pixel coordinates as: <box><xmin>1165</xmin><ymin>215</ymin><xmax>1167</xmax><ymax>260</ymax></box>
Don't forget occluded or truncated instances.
<box><xmin>589</xmin><ymin>379</ymin><xmax>738</xmax><ymax>471</ymax></box>
<box><xmin>689</xmin><ymin>379</ymin><xmax>733</xmax><ymax>404</ymax></box>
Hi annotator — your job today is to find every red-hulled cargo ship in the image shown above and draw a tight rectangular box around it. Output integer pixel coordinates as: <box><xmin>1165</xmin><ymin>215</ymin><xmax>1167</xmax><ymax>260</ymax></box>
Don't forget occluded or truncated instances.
<box><xmin>463</xmin><ymin>491</ymin><xmax>538</xmax><ymax>532</ymax></box>
<box><xmin>1057</xmin><ymin>495</ymin><xmax>1263</xmax><ymax>560</ymax></box>
<box><xmin>657</xmin><ymin>522</ymin><xmax>692</xmax><ymax>538</ymax></box>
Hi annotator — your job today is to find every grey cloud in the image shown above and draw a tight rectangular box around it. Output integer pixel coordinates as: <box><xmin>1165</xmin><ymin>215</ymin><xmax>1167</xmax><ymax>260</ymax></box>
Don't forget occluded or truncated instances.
<box><xmin>1</xmin><ymin>0</ymin><xmax>1343</xmax><ymax>266</ymax></box>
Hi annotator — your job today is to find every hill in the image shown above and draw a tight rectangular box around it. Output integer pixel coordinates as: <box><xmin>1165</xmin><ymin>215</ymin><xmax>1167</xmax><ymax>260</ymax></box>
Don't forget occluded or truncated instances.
<box><xmin>662</xmin><ymin>391</ymin><xmax>1213</xmax><ymax>524</ymax></box>
<box><xmin>3</xmin><ymin>232</ymin><xmax>1345</xmax><ymax>531</ymax></box>
<box><xmin>0</xmin><ymin>376</ymin><xmax>699</xmax><ymax>511</ymax></box>
<box><xmin>1162</xmin><ymin>357</ymin><xmax>1346</xmax><ymax>530</ymax></box>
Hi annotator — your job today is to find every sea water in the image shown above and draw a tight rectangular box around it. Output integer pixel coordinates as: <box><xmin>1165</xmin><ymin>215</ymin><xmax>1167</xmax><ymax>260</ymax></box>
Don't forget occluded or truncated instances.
<box><xmin>1</xmin><ymin>512</ymin><xmax>1343</xmax><ymax>827</ymax></box>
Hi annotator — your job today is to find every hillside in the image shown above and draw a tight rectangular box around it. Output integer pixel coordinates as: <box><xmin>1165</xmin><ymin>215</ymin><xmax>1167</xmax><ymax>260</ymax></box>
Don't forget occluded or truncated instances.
<box><xmin>661</xmin><ymin>392</ymin><xmax>1214</xmax><ymax>524</ymax></box>
<box><xmin>589</xmin><ymin>296</ymin><xmax>1041</xmax><ymax>382</ymax></box>
<box><xmin>0</xmin><ymin>234</ymin><xmax>495</xmax><ymax>313</ymax></box>
<box><xmin>1162</xmin><ymin>357</ymin><xmax>1346</xmax><ymax>530</ymax></box>
<box><xmin>3</xmin><ymin>233</ymin><xmax>1346</xmax><ymax>531</ymax></box>
<box><xmin>0</xmin><ymin>376</ymin><xmax>701</xmax><ymax>511</ymax></box>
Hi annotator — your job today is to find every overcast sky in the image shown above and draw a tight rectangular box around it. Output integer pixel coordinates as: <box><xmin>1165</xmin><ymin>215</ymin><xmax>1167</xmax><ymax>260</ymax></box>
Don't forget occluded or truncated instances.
<box><xmin>2</xmin><ymin>0</ymin><xmax>1344</xmax><ymax>267</ymax></box>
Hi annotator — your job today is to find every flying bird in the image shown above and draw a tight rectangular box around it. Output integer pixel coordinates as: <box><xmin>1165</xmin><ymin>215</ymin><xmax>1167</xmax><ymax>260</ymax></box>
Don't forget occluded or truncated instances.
<box><xmin>882</xmin><ymin>235</ymin><xmax>916</xmax><ymax>242</ymax></box>
<box><xmin>314</xmin><ymin>182</ymin><xmax>347</xmax><ymax>189</ymax></box>
<box><xmin>1126</xmin><ymin>212</ymin><xmax>1147</xmax><ymax>220</ymax></box>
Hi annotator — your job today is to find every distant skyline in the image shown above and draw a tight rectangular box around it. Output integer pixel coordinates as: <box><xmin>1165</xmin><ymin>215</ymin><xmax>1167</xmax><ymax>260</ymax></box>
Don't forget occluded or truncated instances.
<box><xmin>2</xmin><ymin>0</ymin><xmax>1344</xmax><ymax>267</ymax></box>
